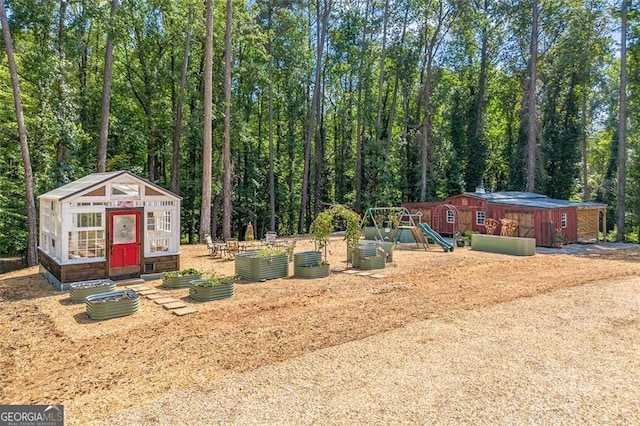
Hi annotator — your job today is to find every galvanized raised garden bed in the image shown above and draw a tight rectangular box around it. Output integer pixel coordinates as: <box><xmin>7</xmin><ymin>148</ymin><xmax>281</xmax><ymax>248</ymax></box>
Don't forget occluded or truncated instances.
<box><xmin>189</xmin><ymin>277</ymin><xmax>235</xmax><ymax>302</ymax></box>
<box><xmin>162</xmin><ymin>269</ymin><xmax>202</xmax><ymax>288</ymax></box>
<box><xmin>294</xmin><ymin>251</ymin><xmax>329</xmax><ymax>279</ymax></box>
<box><xmin>85</xmin><ymin>290</ymin><xmax>139</xmax><ymax>320</ymax></box>
<box><xmin>235</xmin><ymin>250</ymin><xmax>289</xmax><ymax>281</ymax></box>
<box><xmin>352</xmin><ymin>245</ymin><xmax>379</xmax><ymax>269</ymax></box>
<box><xmin>357</xmin><ymin>256</ymin><xmax>386</xmax><ymax>270</ymax></box>
<box><xmin>69</xmin><ymin>279</ymin><xmax>116</xmax><ymax>303</ymax></box>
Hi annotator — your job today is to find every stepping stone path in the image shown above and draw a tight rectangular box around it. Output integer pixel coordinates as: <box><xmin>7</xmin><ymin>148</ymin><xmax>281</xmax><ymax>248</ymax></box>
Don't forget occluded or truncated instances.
<box><xmin>172</xmin><ymin>307</ymin><xmax>198</xmax><ymax>316</ymax></box>
<box><xmin>124</xmin><ymin>283</ymin><xmax>199</xmax><ymax>316</ymax></box>
<box><xmin>145</xmin><ymin>293</ymin><xmax>166</xmax><ymax>300</ymax></box>
<box><xmin>163</xmin><ymin>301</ymin><xmax>187</xmax><ymax>310</ymax></box>
<box><xmin>153</xmin><ymin>297</ymin><xmax>177</xmax><ymax>305</ymax></box>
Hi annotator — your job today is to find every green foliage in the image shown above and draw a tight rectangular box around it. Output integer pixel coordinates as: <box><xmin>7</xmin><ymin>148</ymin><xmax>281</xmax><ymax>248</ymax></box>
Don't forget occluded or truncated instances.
<box><xmin>0</xmin><ymin>0</ymin><xmax>634</xmax><ymax>255</ymax></box>
<box><xmin>162</xmin><ymin>268</ymin><xmax>202</xmax><ymax>278</ymax></box>
<box><xmin>191</xmin><ymin>274</ymin><xmax>234</xmax><ymax>287</ymax></box>
<box><xmin>252</xmin><ymin>246</ymin><xmax>289</xmax><ymax>258</ymax></box>
<box><xmin>309</xmin><ymin>204</ymin><xmax>361</xmax><ymax>263</ymax></box>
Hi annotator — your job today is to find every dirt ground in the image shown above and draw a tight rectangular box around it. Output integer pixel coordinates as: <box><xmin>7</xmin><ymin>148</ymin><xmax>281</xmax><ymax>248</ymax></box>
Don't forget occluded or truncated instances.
<box><xmin>1</xmin><ymin>235</ymin><xmax>640</xmax><ymax>424</ymax></box>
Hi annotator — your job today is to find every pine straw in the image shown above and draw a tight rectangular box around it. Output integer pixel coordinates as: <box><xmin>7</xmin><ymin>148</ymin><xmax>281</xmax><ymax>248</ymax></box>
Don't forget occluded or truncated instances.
<box><xmin>1</xmin><ymin>236</ymin><xmax>639</xmax><ymax>424</ymax></box>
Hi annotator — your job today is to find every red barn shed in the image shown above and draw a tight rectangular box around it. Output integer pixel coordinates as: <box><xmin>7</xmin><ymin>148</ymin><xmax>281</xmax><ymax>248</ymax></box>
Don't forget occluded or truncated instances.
<box><xmin>403</xmin><ymin>190</ymin><xmax>607</xmax><ymax>247</ymax></box>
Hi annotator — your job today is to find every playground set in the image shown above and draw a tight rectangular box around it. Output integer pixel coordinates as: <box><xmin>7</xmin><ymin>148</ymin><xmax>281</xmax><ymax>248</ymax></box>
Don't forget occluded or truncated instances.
<box><xmin>360</xmin><ymin>206</ymin><xmax>455</xmax><ymax>252</ymax></box>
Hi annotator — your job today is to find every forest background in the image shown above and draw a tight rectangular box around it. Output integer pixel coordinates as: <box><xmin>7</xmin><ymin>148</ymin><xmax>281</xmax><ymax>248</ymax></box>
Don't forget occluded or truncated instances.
<box><xmin>0</xmin><ymin>0</ymin><xmax>638</xmax><ymax>263</ymax></box>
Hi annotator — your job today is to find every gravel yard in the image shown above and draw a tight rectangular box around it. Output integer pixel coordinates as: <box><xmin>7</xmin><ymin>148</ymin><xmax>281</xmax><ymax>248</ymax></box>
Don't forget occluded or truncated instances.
<box><xmin>1</xmin><ymin>236</ymin><xmax>639</xmax><ymax>425</ymax></box>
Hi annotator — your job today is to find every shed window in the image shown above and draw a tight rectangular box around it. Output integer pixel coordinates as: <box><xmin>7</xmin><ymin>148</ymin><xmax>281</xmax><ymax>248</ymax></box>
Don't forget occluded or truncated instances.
<box><xmin>476</xmin><ymin>211</ymin><xmax>486</xmax><ymax>226</ymax></box>
<box><xmin>111</xmin><ymin>183</ymin><xmax>139</xmax><ymax>199</ymax></box>
<box><xmin>561</xmin><ymin>213</ymin><xmax>567</xmax><ymax>229</ymax></box>
<box><xmin>147</xmin><ymin>211</ymin><xmax>171</xmax><ymax>252</ymax></box>
<box><xmin>68</xmin><ymin>230</ymin><xmax>105</xmax><ymax>259</ymax></box>
<box><xmin>73</xmin><ymin>212</ymin><xmax>103</xmax><ymax>228</ymax></box>
<box><xmin>40</xmin><ymin>201</ymin><xmax>58</xmax><ymax>254</ymax></box>
<box><xmin>446</xmin><ymin>210</ymin><xmax>455</xmax><ymax>224</ymax></box>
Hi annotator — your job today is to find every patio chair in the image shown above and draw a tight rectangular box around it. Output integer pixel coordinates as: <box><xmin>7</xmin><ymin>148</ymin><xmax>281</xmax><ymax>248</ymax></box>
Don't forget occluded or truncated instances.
<box><xmin>265</xmin><ymin>231</ymin><xmax>278</xmax><ymax>244</ymax></box>
<box><xmin>225</xmin><ymin>238</ymin><xmax>240</xmax><ymax>259</ymax></box>
<box><xmin>204</xmin><ymin>234</ymin><xmax>217</xmax><ymax>256</ymax></box>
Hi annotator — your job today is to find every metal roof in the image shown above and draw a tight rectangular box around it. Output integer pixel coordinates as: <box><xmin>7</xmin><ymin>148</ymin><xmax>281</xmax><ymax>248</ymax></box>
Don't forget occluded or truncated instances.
<box><xmin>460</xmin><ymin>191</ymin><xmax>606</xmax><ymax>210</ymax></box>
<box><xmin>39</xmin><ymin>171</ymin><xmax>181</xmax><ymax>201</ymax></box>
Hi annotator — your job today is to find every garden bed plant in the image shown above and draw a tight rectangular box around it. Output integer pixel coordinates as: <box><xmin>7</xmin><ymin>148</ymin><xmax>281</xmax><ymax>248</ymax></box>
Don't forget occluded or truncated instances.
<box><xmin>189</xmin><ymin>273</ymin><xmax>235</xmax><ymax>301</ymax></box>
<box><xmin>162</xmin><ymin>268</ymin><xmax>202</xmax><ymax>288</ymax></box>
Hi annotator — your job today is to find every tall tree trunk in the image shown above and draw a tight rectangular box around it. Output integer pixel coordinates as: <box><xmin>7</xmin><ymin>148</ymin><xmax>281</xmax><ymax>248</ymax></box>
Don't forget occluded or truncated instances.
<box><xmin>354</xmin><ymin>0</ymin><xmax>370</xmax><ymax>213</ymax></box>
<box><xmin>419</xmin><ymin>54</ymin><xmax>434</xmax><ymax>201</ymax></box>
<box><xmin>299</xmin><ymin>0</ymin><xmax>330</xmax><ymax>233</ymax></box>
<box><xmin>385</xmin><ymin>8</ymin><xmax>409</xmax><ymax>157</ymax></box>
<box><xmin>419</xmin><ymin>2</ymin><xmax>450</xmax><ymax>201</ymax></box>
<box><xmin>56</xmin><ymin>0</ymin><xmax>68</xmax><ymax>184</ymax></box>
<box><xmin>525</xmin><ymin>0</ymin><xmax>539</xmax><ymax>192</ymax></box>
<box><xmin>267</xmin><ymin>7</ymin><xmax>276</xmax><ymax>232</ymax></box>
<box><xmin>0</xmin><ymin>0</ymin><xmax>37</xmax><ymax>266</ymax></box>
<box><xmin>171</xmin><ymin>8</ymin><xmax>193</xmax><ymax>195</ymax></box>
<box><xmin>97</xmin><ymin>0</ymin><xmax>119</xmax><ymax>173</ymax></box>
<box><xmin>581</xmin><ymin>87</ymin><xmax>589</xmax><ymax>201</ymax></box>
<box><xmin>199</xmin><ymin>0</ymin><xmax>214</xmax><ymax>242</ymax></box>
<box><xmin>467</xmin><ymin>23</ymin><xmax>489</xmax><ymax>191</ymax></box>
<box><xmin>222</xmin><ymin>0</ymin><xmax>233</xmax><ymax>240</ymax></box>
<box><xmin>616</xmin><ymin>0</ymin><xmax>627</xmax><ymax>242</ymax></box>
<box><xmin>375</xmin><ymin>0</ymin><xmax>389</xmax><ymax>140</ymax></box>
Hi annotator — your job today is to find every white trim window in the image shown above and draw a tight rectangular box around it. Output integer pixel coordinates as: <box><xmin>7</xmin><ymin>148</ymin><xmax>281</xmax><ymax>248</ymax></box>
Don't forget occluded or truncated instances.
<box><xmin>147</xmin><ymin>210</ymin><xmax>171</xmax><ymax>252</ymax></box>
<box><xmin>40</xmin><ymin>200</ymin><xmax>58</xmax><ymax>254</ymax></box>
<box><xmin>476</xmin><ymin>211</ymin><xmax>486</xmax><ymax>226</ymax></box>
<box><xmin>561</xmin><ymin>212</ymin><xmax>567</xmax><ymax>229</ymax></box>
<box><xmin>68</xmin><ymin>211</ymin><xmax>105</xmax><ymax>260</ymax></box>
<box><xmin>446</xmin><ymin>210</ymin><xmax>455</xmax><ymax>224</ymax></box>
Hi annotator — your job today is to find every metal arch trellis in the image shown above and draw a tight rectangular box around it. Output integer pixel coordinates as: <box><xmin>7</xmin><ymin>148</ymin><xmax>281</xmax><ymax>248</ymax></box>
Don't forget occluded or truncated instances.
<box><xmin>432</xmin><ymin>203</ymin><xmax>460</xmax><ymax>236</ymax></box>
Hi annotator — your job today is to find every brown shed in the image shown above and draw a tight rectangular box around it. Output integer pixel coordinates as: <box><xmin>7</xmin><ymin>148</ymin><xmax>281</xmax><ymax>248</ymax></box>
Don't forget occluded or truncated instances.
<box><xmin>404</xmin><ymin>190</ymin><xmax>606</xmax><ymax>247</ymax></box>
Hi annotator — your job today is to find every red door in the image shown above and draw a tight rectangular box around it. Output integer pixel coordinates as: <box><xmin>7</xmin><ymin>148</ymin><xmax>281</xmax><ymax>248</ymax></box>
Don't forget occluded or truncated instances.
<box><xmin>109</xmin><ymin>210</ymin><xmax>141</xmax><ymax>277</ymax></box>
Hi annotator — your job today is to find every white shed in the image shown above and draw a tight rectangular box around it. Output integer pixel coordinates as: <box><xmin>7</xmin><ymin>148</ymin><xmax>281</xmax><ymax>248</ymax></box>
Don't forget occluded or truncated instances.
<box><xmin>38</xmin><ymin>171</ymin><xmax>181</xmax><ymax>287</ymax></box>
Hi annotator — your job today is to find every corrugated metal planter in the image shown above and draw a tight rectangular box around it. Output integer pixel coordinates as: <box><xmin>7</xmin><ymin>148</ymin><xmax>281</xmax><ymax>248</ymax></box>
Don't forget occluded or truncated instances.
<box><xmin>352</xmin><ymin>246</ymin><xmax>379</xmax><ymax>269</ymax></box>
<box><xmin>471</xmin><ymin>234</ymin><xmax>535</xmax><ymax>256</ymax></box>
<box><xmin>295</xmin><ymin>264</ymin><xmax>330</xmax><ymax>278</ymax></box>
<box><xmin>358</xmin><ymin>256</ymin><xmax>386</xmax><ymax>270</ymax></box>
<box><xmin>294</xmin><ymin>251</ymin><xmax>329</xmax><ymax>279</ymax></box>
<box><xmin>374</xmin><ymin>241</ymin><xmax>393</xmax><ymax>263</ymax></box>
<box><xmin>294</xmin><ymin>251</ymin><xmax>322</xmax><ymax>267</ymax></box>
<box><xmin>69</xmin><ymin>279</ymin><xmax>116</xmax><ymax>303</ymax></box>
<box><xmin>162</xmin><ymin>270</ymin><xmax>202</xmax><ymax>288</ymax></box>
<box><xmin>235</xmin><ymin>251</ymin><xmax>289</xmax><ymax>281</ymax></box>
<box><xmin>85</xmin><ymin>290</ymin><xmax>139</xmax><ymax>320</ymax></box>
<box><xmin>189</xmin><ymin>277</ymin><xmax>234</xmax><ymax>301</ymax></box>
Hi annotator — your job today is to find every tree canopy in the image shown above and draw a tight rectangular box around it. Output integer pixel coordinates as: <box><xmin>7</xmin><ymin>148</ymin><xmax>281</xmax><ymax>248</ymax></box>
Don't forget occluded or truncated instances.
<box><xmin>0</xmin><ymin>0</ymin><xmax>638</xmax><ymax>256</ymax></box>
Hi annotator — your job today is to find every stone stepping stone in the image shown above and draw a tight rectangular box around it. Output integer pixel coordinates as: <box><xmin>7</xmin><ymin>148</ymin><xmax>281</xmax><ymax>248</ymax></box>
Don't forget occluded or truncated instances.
<box><xmin>153</xmin><ymin>297</ymin><xmax>177</xmax><ymax>305</ymax></box>
<box><xmin>356</xmin><ymin>272</ymin><xmax>374</xmax><ymax>276</ymax></box>
<box><xmin>146</xmin><ymin>293</ymin><xmax>167</xmax><ymax>300</ymax></box>
<box><xmin>126</xmin><ymin>285</ymin><xmax>149</xmax><ymax>291</ymax></box>
<box><xmin>138</xmin><ymin>289</ymin><xmax>159</xmax><ymax>295</ymax></box>
<box><xmin>370</xmin><ymin>274</ymin><xmax>386</xmax><ymax>279</ymax></box>
<box><xmin>342</xmin><ymin>269</ymin><xmax>359</xmax><ymax>274</ymax></box>
<box><xmin>117</xmin><ymin>278</ymin><xmax>146</xmax><ymax>287</ymax></box>
<box><xmin>163</xmin><ymin>301</ymin><xmax>187</xmax><ymax>310</ymax></box>
<box><xmin>173</xmin><ymin>307</ymin><xmax>198</xmax><ymax>316</ymax></box>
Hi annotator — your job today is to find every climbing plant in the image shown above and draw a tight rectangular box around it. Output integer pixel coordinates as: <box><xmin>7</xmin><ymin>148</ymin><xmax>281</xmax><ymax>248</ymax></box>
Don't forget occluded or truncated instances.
<box><xmin>309</xmin><ymin>204</ymin><xmax>362</xmax><ymax>265</ymax></box>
